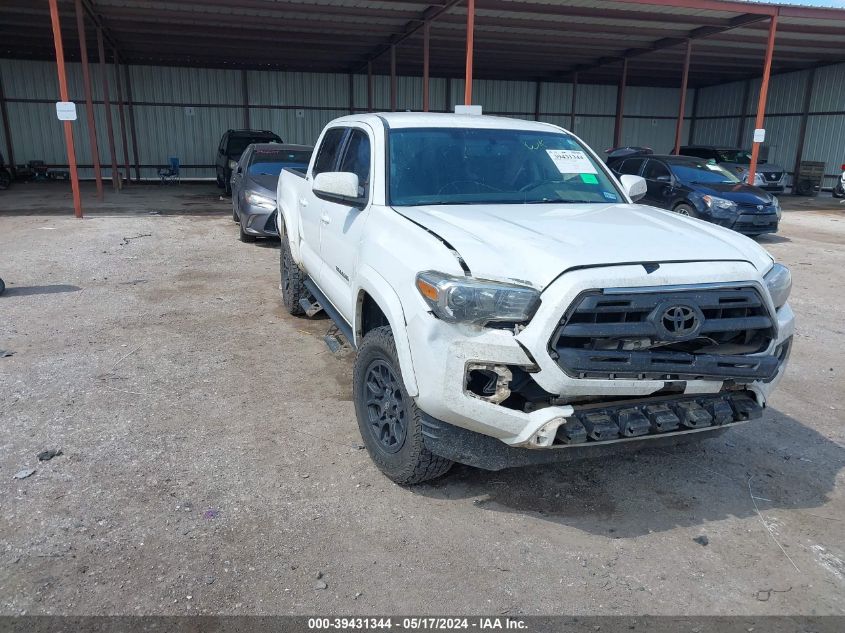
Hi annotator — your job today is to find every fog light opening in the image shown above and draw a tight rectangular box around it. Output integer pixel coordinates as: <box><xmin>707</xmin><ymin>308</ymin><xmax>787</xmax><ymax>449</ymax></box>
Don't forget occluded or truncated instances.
<box><xmin>465</xmin><ymin>363</ymin><xmax>512</xmax><ymax>404</ymax></box>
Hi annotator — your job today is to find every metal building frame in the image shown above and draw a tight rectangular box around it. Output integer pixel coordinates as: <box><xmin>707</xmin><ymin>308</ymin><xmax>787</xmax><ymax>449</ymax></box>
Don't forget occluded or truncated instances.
<box><xmin>2</xmin><ymin>0</ymin><xmax>845</xmax><ymax>216</ymax></box>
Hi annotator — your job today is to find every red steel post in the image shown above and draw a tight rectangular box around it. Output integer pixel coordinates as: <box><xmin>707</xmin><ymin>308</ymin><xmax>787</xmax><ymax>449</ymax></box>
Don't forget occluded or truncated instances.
<box><xmin>74</xmin><ymin>0</ymin><xmax>103</xmax><ymax>200</ymax></box>
<box><xmin>96</xmin><ymin>28</ymin><xmax>119</xmax><ymax>191</ymax></box>
<box><xmin>613</xmin><ymin>58</ymin><xmax>628</xmax><ymax>148</ymax></box>
<box><xmin>673</xmin><ymin>39</ymin><xmax>692</xmax><ymax>154</ymax></box>
<box><xmin>423</xmin><ymin>21</ymin><xmax>430</xmax><ymax>112</ymax></box>
<box><xmin>367</xmin><ymin>61</ymin><xmax>374</xmax><ymax>112</ymax></box>
<box><xmin>570</xmin><ymin>72</ymin><xmax>578</xmax><ymax>132</ymax></box>
<box><xmin>464</xmin><ymin>0</ymin><xmax>475</xmax><ymax>105</ymax></box>
<box><xmin>113</xmin><ymin>50</ymin><xmax>131</xmax><ymax>185</ymax></box>
<box><xmin>48</xmin><ymin>0</ymin><xmax>83</xmax><ymax>218</ymax></box>
<box><xmin>747</xmin><ymin>15</ymin><xmax>778</xmax><ymax>186</ymax></box>
<box><xmin>390</xmin><ymin>45</ymin><xmax>397</xmax><ymax>111</ymax></box>
<box><xmin>122</xmin><ymin>63</ymin><xmax>141</xmax><ymax>182</ymax></box>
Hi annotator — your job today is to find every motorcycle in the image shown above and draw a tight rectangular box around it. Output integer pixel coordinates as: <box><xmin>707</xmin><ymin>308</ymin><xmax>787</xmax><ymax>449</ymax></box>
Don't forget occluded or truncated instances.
<box><xmin>833</xmin><ymin>163</ymin><xmax>845</xmax><ymax>199</ymax></box>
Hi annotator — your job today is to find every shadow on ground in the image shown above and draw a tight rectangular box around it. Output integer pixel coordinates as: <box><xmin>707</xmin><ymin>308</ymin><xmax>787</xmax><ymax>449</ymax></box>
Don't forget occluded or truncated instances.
<box><xmin>0</xmin><ymin>284</ymin><xmax>82</xmax><ymax>297</ymax></box>
<box><xmin>414</xmin><ymin>408</ymin><xmax>844</xmax><ymax>538</ymax></box>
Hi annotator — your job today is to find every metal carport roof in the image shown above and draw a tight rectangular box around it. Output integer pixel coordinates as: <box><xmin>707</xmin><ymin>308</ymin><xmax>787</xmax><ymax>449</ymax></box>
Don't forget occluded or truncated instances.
<box><xmin>2</xmin><ymin>0</ymin><xmax>845</xmax><ymax>88</ymax></box>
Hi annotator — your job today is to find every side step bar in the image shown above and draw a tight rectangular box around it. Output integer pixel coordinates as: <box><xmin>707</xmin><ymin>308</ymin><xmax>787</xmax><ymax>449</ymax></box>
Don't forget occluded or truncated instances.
<box><xmin>303</xmin><ymin>278</ymin><xmax>356</xmax><ymax>349</ymax></box>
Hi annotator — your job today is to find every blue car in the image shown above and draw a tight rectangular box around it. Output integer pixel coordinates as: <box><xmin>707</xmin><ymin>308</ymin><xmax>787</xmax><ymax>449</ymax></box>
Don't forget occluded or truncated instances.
<box><xmin>611</xmin><ymin>153</ymin><xmax>781</xmax><ymax>236</ymax></box>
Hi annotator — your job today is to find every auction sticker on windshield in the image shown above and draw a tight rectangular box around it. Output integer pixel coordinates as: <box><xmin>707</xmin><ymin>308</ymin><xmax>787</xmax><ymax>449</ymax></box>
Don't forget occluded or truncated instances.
<box><xmin>546</xmin><ymin>149</ymin><xmax>597</xmax><ymax>175</ymax></box>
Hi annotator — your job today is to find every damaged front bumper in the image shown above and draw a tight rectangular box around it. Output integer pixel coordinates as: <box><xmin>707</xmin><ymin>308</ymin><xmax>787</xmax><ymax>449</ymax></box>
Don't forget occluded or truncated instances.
<box><xmin>408</xmin><ymin>261</ymin><xmax>793</xmax><ymax>454</ymax></box>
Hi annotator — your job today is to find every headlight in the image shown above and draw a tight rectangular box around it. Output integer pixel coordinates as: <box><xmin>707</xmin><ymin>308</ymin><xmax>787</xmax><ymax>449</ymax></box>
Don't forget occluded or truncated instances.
<box><xmin>415</xmin><ymin>271</ymin><xmax>540</xmax><ymax>326</ymax></box>
<box><xmin>245</xmin><ymin>192</ymin><xmax>276</xmax><ymax>211</ymax></box>
<box><xmin>228</xmin><ymin>159</ymin><xmax>238</xmax><ymax>170</ymax></box>
<box><xmin>702</xmin><ymin>195</ymin><xmax>737</xmax><ymax>216</ymax></box>
<box><xmin>772</xmin><ymin>196</ymin><xmax>782</xmax><ymax>219</ymax></box>
<box><xmin>764</xmin><ymin>263</ymin><xmax>791</xmax><ymax>309</ymax></box>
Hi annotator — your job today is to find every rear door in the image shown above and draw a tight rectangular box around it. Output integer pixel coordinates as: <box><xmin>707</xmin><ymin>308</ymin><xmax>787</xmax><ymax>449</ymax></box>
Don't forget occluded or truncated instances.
<box><xmin>641</xmin><ymin>159</ymin><xmax>674</xmax><ymax>209</ymax></box>
<box><xmin>317</xmin><ymin>126</ymin><xmax>373</xmax><ymax>323</ymax></box>
<box><xmin>231</xmin><ymin>146</ymin><xmax>250</xmax><ymax>205</ymax></box>
<box><xmin>299</xmin><ymin>127</ymin><xmax>348</xmax><ymax>286</ymax></box>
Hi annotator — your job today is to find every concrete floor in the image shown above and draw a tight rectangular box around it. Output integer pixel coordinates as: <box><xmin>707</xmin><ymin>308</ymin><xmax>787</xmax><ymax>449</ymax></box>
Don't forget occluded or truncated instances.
<box><xmin>1</xmin><ymin>182</ymin><xmax>843</xmax><ymax>615</ymax></box>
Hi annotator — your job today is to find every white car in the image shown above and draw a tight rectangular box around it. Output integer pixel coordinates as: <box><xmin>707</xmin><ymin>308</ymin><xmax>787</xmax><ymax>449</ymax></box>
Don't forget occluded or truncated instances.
<box><xmin>276</xmin><ymin>113</ymin><xmax>794</xmax><ymax>484</ymax></box>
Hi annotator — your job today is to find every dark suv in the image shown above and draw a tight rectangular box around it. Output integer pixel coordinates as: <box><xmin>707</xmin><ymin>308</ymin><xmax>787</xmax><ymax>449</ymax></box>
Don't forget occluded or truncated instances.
<box><xmin>679</xmin><ymin>145</ymin><xmax>786</xmax><ymax>193</ymax></box>
<box><xmin>216</xmin><ymin>129</ymin><xmax>282</xmax><ymax>194</ymax></box>
<box><xmin>611</xmin><ymin>154</ymin><xmax>781</xmax><ymax>236</ymax></box>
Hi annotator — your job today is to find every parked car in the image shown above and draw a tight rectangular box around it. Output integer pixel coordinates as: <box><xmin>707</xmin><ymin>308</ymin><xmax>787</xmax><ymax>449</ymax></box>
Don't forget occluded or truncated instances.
<box><xmin>215</xmin><ymin>129</ymin><xmax>282</xmax><ymax>195</ymax></box>
<box><xmin>833</xmin><ymin>163</ymin><xmax>845</xmax><ymax>198</ymax></box>
<box><xmin>0</xmin><ymin>151</ymin><xmax>12</xmax><ymax>190</ymax></box>
<box><xmin>275</xmin><ymin>112</ymin><xmax>793</xmax><ymax>484</ymax></box>
<box><xmin>231</xmin><ymin>143</ymin><xmax>313</xmax><ymax>242</ymax></box>
<box><xmin>679</xmin><ymin>145</ymin><xmax>786</xmax><ymax>193</ymax></box>
<box><xmin>611</xmin><ymin>153</ymin><xmax>781</xmax><ymax>236</ymax></box>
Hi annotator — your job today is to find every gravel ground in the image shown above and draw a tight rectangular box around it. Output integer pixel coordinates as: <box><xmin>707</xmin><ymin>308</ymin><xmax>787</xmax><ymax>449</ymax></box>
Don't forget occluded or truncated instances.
<box><xmin>1</xmin><ymin>184</ymin><xmax>843</xmax><ymax>615</ymax></box>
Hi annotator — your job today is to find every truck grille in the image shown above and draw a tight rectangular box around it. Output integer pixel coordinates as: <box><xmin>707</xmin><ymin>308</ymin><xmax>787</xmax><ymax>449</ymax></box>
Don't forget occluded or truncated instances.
<box><xmin>550</xmin><ymin>287</ymin><xmax>778</xmax><ymax>381</ymax></box>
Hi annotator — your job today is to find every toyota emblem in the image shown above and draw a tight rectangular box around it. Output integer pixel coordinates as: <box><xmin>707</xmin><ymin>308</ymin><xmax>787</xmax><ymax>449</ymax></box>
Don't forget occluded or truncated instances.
<box><xmin>756</xmin><ymin>204</ymin><xmax>764</xmax><ymax>211</ymax></box>
<box><xmin>659</xmin><ymin>304</ymin><xmax>701</xmax><ymax>338</ymax></box>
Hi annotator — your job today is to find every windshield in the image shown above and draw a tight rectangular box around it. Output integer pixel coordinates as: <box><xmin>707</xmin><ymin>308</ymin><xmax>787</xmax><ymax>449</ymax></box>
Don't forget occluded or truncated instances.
<box><xmin>248</xmin><ymin>148</ymin><xmax>311</xmax><ymax>177</ymax></box>
<box><xmin>715</xmin><ymin>149</ymin><xmax>765</xmax><ymax>165</ymax></box>
<box><xmin>389</xmin><ymin>128</ymin><xmax>622</xmax><ymax>206</ymax></box>
<box><xmin>671</xmin><ymin>160</ymin><xmax>742</xmax><ymax>185</ymax></box>
<box><xmin>228</xmin><ymin>136</ymin><xmax>278</xmax><ymax>158</ymax></box>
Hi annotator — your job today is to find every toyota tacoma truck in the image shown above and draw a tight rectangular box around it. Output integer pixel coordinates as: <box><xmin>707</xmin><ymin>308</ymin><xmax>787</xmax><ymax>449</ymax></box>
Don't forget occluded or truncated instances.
<box><xmin>275</xmin><ymin>113</ymin><xmax>794</xmax><ymax>484</ymax></box>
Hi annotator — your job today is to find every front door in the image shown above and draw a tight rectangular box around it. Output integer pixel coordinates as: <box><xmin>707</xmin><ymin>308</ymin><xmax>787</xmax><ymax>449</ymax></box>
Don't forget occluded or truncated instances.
<box><xmin>318</xmin><ymin>126</ymin><xmax>373</xmax><ymax>324</ymax></box>
<box><xmin>299</xmin><ymin>127</ymin><xmax>348</xmax><ymax>286</ymax></box>
<box><xmin>641</xmin><ymin>159</ymin><xmax>674</xmax><ymax>209</ymax></box>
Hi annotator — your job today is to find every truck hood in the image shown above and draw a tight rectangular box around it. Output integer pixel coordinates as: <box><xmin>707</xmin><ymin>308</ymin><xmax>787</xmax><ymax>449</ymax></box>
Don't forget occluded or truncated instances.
<box><xmin>393</xmin><ymin>203</ymin><xmax>773</xmax><ymax>290</ymax></box>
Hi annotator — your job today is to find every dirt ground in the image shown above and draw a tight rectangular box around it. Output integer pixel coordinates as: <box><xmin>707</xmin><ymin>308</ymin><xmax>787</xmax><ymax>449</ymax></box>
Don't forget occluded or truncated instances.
<box><xmin>1</xmin><ymin>183</ymin><xmax>843</xmax><ymax>616</ymax></box>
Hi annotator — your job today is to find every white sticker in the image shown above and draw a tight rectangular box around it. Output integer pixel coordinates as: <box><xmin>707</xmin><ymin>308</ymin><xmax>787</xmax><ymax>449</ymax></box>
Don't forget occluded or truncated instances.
<box><xmin>753</xmin><ymin>128</ymin><xmax>766</xmax><ymax>143</ymax></box>
<box><xmin>545</xmin><ymin>149</ymin><xmax>597</xmax><ymax>175</ymax></box>
<box><xmin>55</xmin><ymin>101</ymin><xmax>77</xmax><ymax>121</ymax></box>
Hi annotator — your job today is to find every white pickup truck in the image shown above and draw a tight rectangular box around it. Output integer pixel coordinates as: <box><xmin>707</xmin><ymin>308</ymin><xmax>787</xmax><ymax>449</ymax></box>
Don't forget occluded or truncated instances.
<box><xmin>276</xmin><ymin>113</ymin><xmax>793</xmax><ymax>484</ymax></box>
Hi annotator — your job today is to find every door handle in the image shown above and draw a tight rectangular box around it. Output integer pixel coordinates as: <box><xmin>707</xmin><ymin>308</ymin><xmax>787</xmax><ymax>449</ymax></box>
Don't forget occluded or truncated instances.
<box><xmin>320</xmin><ymin>214</ymin><xmax>331</xmax><ymax>225</ymax></box>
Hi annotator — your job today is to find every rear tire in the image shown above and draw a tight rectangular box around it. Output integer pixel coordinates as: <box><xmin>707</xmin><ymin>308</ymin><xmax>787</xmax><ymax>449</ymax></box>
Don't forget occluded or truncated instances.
<box><xmin>0</xmin><ymin>277</ymin><xmax>5</xmax><ymax>296</ymax></box>
<box><xmin>354</xmin><ymin>326</ymin><xmax>453</xmax><ymax>485</ymax></box>
<box><xmin>279</xmin><ymin>225</ymin><xmax>307</xmax><ymax>316</ymax></box>
<box><xmin>0</xmin><ymin>169</ymin><xmax>11</xmax><ymax>190</ymax></box>
<box><xmin>833</xmin><ymin>182</ymin><xmax>845</xmax><ymax>199</ymax></box>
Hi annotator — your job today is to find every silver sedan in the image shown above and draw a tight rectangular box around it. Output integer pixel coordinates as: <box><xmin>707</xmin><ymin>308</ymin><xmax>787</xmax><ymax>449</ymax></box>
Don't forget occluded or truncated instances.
<box><xmin>231</xmin><ymin>143</ymin><xmax>313</xmax><ymax>242</ymax></box>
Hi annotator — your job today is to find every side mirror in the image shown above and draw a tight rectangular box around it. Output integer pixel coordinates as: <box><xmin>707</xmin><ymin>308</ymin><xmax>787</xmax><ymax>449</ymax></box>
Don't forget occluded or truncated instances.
<box><xmin>312</xmin><ymin>172</ymin><xmax>365</xmax><ymax>208</ymax></box>
<box><xmin>620</xmin><ymin>174</ymin><xmax>647</xmax><ymax>202</ymax></box>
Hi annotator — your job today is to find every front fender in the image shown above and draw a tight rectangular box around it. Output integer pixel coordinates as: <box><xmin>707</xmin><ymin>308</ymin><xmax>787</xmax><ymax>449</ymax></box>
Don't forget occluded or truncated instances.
<box><xmin>276</xmin><ymin>174</ymin><xmax>304</xmax><ymax>266</ymax></box>
<box><xmin>354</xmin><ymin>265</ymin><xmax>419</xmax><ymax>397</ymax></box>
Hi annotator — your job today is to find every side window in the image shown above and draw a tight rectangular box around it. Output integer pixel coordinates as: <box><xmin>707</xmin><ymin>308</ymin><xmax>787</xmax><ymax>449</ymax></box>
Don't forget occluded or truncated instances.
<box><xmin>312</xmin><ymin>128</ymin><xmax>347</xmax><ymax>176</ymax></box>
<box><xmin>338</xmin><ymin>129</ymin><xmax>371</xmax><ymax>198</ymax></box>
<box><xmin>642</xmin><ymin>160</ymin><xmax>671</xmax><ymax>181</ymax></box>
<box><xmin>618</xmin><ymin>157</ymin><xmax>645</xmax><ymax>175</ymax></box>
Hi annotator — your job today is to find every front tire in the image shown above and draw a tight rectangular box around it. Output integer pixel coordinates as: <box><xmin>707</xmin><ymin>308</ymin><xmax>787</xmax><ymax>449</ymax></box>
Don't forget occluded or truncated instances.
<box><xmin>833</xmin><ymin>181</ymin><xmax>845</xmax><ymax>199</ymax></box>
<box><xmin>674</xmin><ymin>203</ymin><xmax>697</xmax><ymax>217</ymax></box>
<box><xmin>353</xmin><ymin>326</ymin><xmax>453</xmax><ymax>485</ymax></box>
<box><xmin>239</xmin><ymin>220</ymin><xmax>256</xmax><ymax>243</ymax></box>
<box><xmin>279</xmin><ymin>225</ymin><xmax>307</xmax><ymax>315</ymax></box>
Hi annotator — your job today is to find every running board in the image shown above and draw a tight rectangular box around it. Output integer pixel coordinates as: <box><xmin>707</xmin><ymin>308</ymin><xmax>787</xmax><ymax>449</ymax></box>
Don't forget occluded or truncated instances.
<box><xmin>298</xmin><ymin>297</ymin><xmax>323</xmax><ymax>317</ymax></box>
<box><xmin>303</xmin><ymin>279</ymin><xmax>356</xmax><ymax>349</ymax></box>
